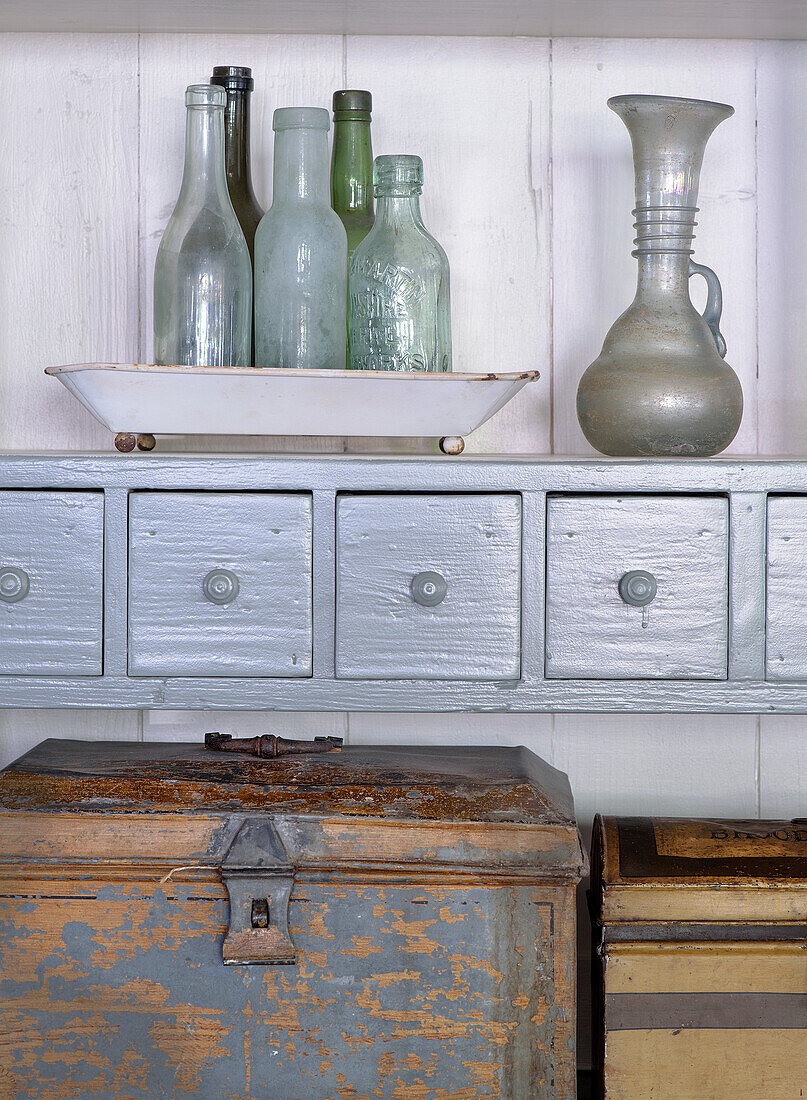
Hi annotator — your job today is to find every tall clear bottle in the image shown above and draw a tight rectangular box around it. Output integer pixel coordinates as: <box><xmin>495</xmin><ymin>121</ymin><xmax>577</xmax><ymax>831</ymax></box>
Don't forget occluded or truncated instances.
<box><xmin>349</xmin><ymin>154</ymin><xmax>451</xmax><ymax>372</ymax></box>
<box><xmin>331</xmin><ymin>90</ymin><xmax>374</xmax><ymax>260</ymax></box>
<box><xmin>153</xmin><ymin>85</ymin><xmax>251</xmax><ymax>367</ymax></box>
<box><xmin>254</xmin><ymin>108</ymin><xmax>347</xmax><ymax>370</ymax></box>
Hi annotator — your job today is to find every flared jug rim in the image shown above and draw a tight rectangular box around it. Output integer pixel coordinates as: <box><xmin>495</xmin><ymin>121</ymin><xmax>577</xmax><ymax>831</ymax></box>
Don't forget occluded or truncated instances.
<box><xmin>608</xmin><ymin>93</ymin><xmax>734</xmax><ymax>118</ymax></box>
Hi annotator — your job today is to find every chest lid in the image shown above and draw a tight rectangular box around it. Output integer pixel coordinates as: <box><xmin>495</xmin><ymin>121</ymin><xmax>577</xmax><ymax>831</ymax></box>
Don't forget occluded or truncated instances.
<box><xmin>593</xmin><ymin>815</ymin><xmax>807</xmax><ymax>931</ymax></box>
<box><xmin>0</xmin><ymin>739</ymin><xmax>585</xmax><ymax>881</ymax></box>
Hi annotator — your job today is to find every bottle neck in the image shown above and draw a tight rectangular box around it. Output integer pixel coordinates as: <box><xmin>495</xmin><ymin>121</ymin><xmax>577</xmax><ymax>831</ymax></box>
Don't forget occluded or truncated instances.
<box><xmin>375</xmin><ymin>192</ymin><xmax>424</xmax><ymax>229</ymax></box>
<box><xmin>273</xmin><ymin>127</ymin><xmax>329</xmax><ymax>203</ymax></box>
<box><xmin>331</xmin><ymin>117</ymin><xmax>373</xmax><ymax>218</ymax></box>
<box><xmin>223</xmin><ymin>89</ymin><xmax>257</xmax><ymax>196</ymax></box>
<box><xmin>633</xmin><ymin>205</ymin><xmax>695</xmax><ymax>300</ymax></box>
<box><xmin>636</xmin><ymin>252</ymin><xmax>691</xmax><ymax>300</ymax></box>
<box><xmin>180</xmin><ymin>104</ymin><xmax>230</xmax><ymax>204</ymax></box>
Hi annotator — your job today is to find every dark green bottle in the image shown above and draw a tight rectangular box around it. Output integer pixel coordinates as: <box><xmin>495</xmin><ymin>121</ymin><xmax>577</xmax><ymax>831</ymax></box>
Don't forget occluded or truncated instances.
<box><xmin>331</xmin><ymin>90</ymin><xmax>374</xmax><ymax>261</ymax></box>
<box><xmin>211</xmin><ymin>66</ymin><xmax>264</xmax><ymax>366</ymax></box>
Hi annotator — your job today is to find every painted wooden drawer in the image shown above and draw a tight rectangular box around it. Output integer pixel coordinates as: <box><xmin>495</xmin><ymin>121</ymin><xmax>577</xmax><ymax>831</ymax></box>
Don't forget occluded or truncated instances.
<box><xmin>128</xmin><ymin>492</ymin><xmax>312</xmax><ymax>677</ymax></box>
<box><xmin>545</xmin><ymin>494</ymin><xmax>728</xmax><ymax>679</ymax></box>
<box><xmin>336</xmin><ymin>493</ymin><xmax>521</xmax><ymax>680</ymax></box>
<box><xmin>765</xmin><ymin>495</ymin><xmax>807</xmax><ymax>680</ymax></box>
<box><xmin>0</xmin><ymin>491</ymin><xmax>103</xmax><ymax>675</ymax></box>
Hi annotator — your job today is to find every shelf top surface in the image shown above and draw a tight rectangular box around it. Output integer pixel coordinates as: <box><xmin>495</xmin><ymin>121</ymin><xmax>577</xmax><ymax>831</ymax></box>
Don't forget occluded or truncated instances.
<box><xmin>1</xmin><ymin>0</ymin><xmax>805</xmax><ymax>38</ymax></box>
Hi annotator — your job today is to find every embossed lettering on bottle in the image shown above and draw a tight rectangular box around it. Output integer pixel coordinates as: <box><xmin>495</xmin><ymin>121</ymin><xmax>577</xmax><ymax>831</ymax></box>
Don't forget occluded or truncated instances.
<box><xmin>348</xmin><ymin>154</ymin><xmax>451</xmax><ymax>373</ymax></box>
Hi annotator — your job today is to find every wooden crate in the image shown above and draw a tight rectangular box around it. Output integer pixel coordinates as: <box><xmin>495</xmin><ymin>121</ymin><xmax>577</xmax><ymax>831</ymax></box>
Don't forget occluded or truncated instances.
<box><xmin>591</xmin><ymin>815</ymin><xmax>807</xmax><ymax>1099</ymax></box>
<box><xmin>0</xmin><ymin>739</ymin><xmax>585</xmax><ymax>1099</ymax></box>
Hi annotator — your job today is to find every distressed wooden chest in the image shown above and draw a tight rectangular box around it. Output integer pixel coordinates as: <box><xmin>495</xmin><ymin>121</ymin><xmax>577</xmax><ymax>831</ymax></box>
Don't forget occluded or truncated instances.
<box><xmin>0</xmin><ymin>739</ymin><xmax>585</xmax><ymax>1099</ymax></box>
<box><xmin>591</xmin><ymin>815</ymin><xmax>807</xmax><ymax>1100</ymax></box>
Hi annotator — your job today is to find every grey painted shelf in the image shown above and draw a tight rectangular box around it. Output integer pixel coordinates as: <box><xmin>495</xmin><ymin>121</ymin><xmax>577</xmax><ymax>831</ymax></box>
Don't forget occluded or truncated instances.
<box><xmin>0</xmin><ymin>452</ymin><xmax>803</xmax><ymax>713</ymax></box>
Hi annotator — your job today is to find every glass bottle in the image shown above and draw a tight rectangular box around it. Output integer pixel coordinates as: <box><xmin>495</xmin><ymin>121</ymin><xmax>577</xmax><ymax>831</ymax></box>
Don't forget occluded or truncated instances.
<box><xmin>349</xmin><ymin>154</ymin><xmax>451</xmax><ymax>372</ymax></box>
<box><xmin>210</xmin><ymin>66</ymin><xmax>264</xmax><ymax>262</ymax></box>
<box><xmin>153</xmin><ymin>84</ymin><xmax>251</xmax><ymax>367</ymax></box>
<box><xmin>254</xmin><ymin>108</ymin><xmax>347</xmax><ymax>370</ymax></box>
<box><xmin>210</xmin><ymin>65</ymin><xmax>264</xmax><ymax>366</ymax></box>
<box><xmin>331</xmin><ymin>89</ymin><xmax>374</xmax><ymax>261</ymax></box>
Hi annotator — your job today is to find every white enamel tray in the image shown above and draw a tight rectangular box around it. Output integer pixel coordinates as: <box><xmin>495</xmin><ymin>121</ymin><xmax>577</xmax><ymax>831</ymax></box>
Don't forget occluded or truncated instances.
<box><xmin>45</xmin><ymin>363</ymin><xmax>540</xmax><ymax>453</ymax></box>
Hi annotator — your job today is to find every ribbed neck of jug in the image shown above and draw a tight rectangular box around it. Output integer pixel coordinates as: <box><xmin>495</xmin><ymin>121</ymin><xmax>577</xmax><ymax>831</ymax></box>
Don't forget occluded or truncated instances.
<box><xmin>609</xmin><ymin>94</ymin><xmax>733</xmax><ymax>257</ymax></box>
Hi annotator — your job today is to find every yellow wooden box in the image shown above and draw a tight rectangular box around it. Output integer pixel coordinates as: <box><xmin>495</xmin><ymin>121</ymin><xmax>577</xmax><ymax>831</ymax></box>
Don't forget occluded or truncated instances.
<box><xmin>591</xmin><ymin>815</ymin><xmax>807</xmax><ymax>1100</ymax></box>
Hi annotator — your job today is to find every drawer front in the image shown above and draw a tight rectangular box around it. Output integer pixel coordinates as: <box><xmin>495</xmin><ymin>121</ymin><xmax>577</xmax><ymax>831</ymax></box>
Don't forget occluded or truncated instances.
<box><xmin>0</xmin><ymin>491</ymin><xmax>103</xmax><ymax>675</ymax></box>
<box><xmin>336</xmin><ymin>494</ymin><xmax>521</xmax><ymax>680</ymax></box>
<box><xmin>545</xmin><ymin>495</ymin><xmax>728</xmax><ymax>679</ymax></box>
<box><xmin>128</xmin><ymin>493</ymin><xmax>312</xmax><ymax>677</ymax></box>
<box><xmin>766</xmin><ymin>496</ymin><xmax>807</xmax><ymax>680</ymax></box>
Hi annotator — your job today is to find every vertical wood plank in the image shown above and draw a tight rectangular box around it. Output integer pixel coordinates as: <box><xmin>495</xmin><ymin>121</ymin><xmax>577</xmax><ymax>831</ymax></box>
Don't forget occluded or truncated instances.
<box><xmin>138</xmin><ymin>32</ymin><xmax>344</xmax><ymax>453</ymax></box>
<box><xmin>757</xmin><ymin>41</ymin><xmax>807</xmax><ymax>454</ymax></box>
<box><xmin>551</xmin><ymin>39</ymin><xmax>758</xmax><ymax>456</ymax></box>
<box><xmin>344</xmin><ymin>36</ymin><xmax>552</xmax><ymax>455</ymax></box>
<box><xmin>0</xmin><ymin>33</ymin><xmax>138</xmax><ymax>450</ymax></box>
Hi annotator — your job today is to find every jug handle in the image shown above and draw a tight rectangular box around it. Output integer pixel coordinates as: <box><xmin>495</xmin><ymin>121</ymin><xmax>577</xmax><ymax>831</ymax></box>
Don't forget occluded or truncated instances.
<box><xmin>689</xmin><ymin>260</ymin><xmax>727</xmax><ymax>358</ymax></box>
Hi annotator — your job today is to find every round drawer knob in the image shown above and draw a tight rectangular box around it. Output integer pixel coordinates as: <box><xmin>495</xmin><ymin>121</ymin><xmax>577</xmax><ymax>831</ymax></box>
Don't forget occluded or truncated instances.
<box><xmin>0</xmin><ymin>567</ymin><xmax>29</xmax><ymax>604</ymax></box>
<box><xmin>203</xmin><ymin>568</ymin><xmax>240</xmax><ymax>605</ymax></box>
<box><xmin>618</xmin><ymin>569</ymin><xmax>657</xmax><ymax>607</ymax></box>
<box><xmin>410</xmin><ymin>571</ymin><xmax>447</xmax><ymax>607</ymax></box>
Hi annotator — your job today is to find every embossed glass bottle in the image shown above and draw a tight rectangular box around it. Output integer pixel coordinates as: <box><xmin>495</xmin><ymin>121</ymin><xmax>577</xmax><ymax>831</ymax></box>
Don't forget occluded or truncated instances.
<box><xmin>254</xmin><ymin>107</ymin><xmax>347</xmax><ymax>370</ymax></box>
<box><xmin>153</xmin><ymin>84</ymin><xmax>252</xmax><ymax>367</ymax></box>
<box><xmin>349</xmin><ymin>155</ymin><xmax>451</xmax><ymax>372</ymax></box>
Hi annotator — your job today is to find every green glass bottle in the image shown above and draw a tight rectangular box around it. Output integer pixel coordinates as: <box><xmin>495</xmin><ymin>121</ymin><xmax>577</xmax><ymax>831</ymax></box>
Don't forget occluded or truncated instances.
<box><xmin>331</xmin><ymin>90</ymin><xmax>375</xmax><ymax>260</ymax></box>
<box><xmin>331</xmin><ymin>90</ymin><xmax>374</xmax><ymax>369</ymax></box>
<box><xmin>211</xmin><ymin>66</ymin><xmax>264</xmax><ymax>367</ymax></box>
<box><xmin>210</xmin><ymin>66</ymin><xmax>264</xmax><ymax>262</ymax></box>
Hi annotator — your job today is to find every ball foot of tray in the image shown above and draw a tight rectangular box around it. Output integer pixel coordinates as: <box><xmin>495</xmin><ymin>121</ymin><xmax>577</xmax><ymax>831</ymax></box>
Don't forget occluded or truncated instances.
<box><xmin>439</xmin><ymin>436</ymin><xmax>465</xmax><ymax>456</ymax></box>
<box><xmin>115</xmin><ymin>433</ymin><xmax>157</xmax><ymax>453</ymax></box>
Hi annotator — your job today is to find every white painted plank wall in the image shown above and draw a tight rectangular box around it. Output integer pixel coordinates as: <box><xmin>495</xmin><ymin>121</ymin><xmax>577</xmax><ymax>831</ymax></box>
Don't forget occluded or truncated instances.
<box><xmin>0</xmin><ymin>32</ymin><xmax>804</xmax><ymax>1068</ymax></box>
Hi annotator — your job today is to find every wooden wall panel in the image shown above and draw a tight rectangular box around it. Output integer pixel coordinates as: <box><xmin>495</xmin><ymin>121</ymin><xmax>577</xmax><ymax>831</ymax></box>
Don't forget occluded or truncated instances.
<box><xmin>0</xmin><ymin>33</ymin><xmax>138</xmax><ymax>450</ymax></box>
<box><xmin>551</xmin><ymin>38</ymin><xmax>758</xmax><ymax>456</ymax></box>
<box><xmin>0</xmin><ymin>709</ymin><xmax>138</xmax><ymax>771</ymax></box>
<box><xmin>757</xmin><ymin>41</ymin><xmax>807</xmax><ymax>454</ymax></box>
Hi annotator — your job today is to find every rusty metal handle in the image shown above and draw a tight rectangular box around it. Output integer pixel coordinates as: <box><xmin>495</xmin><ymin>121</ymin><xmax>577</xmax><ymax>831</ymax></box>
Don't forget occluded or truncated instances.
<box><xmin>205</xmin><ymin>732</ymin><xmax>343</xmax><ymax>759</ymax></box>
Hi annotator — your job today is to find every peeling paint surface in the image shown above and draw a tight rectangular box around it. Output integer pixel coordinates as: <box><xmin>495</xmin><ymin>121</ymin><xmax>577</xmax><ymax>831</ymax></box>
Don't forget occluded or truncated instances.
<box><xmin>0</xmin><ymin>880</ymin><xmax>575</xmax><ymax>1099</ymax></box>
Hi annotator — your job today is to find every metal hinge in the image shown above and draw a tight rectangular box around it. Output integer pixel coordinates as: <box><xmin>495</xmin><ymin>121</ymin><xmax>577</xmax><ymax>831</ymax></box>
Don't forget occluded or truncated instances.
<box><xmin>220</xmin><ymin>817</ymin><xmax>296</xmax><ymax>966</ymax></box>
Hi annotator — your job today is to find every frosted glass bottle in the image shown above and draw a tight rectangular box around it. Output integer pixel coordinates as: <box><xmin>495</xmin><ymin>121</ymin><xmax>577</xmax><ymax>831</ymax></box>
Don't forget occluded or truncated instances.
<box><xmin>349</xmin><ymin>154</ymin><xmax>451</xmax><ymax>372</ymax></box>
<box><xmin>254</xmin><ymin>108</ymin><xmax>347</xmax><ymax>369</ymax></box>
<box><xmin>153</xmin><ymin>84</ymin><xmax>252</xmax><ymax>367</ymax></box>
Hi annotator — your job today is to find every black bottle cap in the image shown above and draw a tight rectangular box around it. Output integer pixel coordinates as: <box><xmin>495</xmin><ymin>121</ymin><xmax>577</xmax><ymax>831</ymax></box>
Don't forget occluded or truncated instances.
<box><xmin>211</xmin><ymin>66</ymin><xmax>254</xmax><ymax>92</ymax></box>
<box><xmin>332</xmin><ymin>89</ymin><xmax>372</xmax><ymax>117</ymax></box>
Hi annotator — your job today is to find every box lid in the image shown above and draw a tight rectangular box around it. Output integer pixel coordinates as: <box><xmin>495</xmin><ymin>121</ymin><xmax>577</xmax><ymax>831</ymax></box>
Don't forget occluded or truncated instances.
<box><xmin>593</xmin><ymin>815</ymin><xmax>807</xmax><ymax>930</ymax></box>
<box><xmin>0</xmin><ymin>739</ymin><xmax>586</xmax><ymax>881</ymax></box>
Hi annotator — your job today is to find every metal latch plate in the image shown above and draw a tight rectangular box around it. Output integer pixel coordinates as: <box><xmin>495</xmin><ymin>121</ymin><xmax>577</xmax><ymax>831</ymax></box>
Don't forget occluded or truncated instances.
<box><xmin>221</xmin><ymin>818</ymin><xmax>296</xmax><ymax>965</ymax></box>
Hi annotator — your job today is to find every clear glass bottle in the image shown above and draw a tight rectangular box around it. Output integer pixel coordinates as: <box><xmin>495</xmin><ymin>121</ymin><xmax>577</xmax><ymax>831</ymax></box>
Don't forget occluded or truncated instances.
<box><xmin>153</xmin><ymin>85</ymin><xmax>252</xmax><ymax>368</ymax></box>
<box><xmin>331</xmin><ymin>90</ymin><xmax>374</xmax><ymax>261</ymax></box>
<box><xmin>254</xmin><ymin>107</ymin><xmax>347</xmax><ymax>370</ymax></box>
<box><xmin>349</xmin><ymin>154</ymin><xmax>451</xmax><ymax>372</ymax></box>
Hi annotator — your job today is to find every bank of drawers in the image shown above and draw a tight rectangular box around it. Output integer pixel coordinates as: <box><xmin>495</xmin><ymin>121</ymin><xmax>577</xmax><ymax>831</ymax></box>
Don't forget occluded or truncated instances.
<box><xmin>5</xmin><ymin>486</ymin><xmax>805</xmax><ymax>683</ymax></box>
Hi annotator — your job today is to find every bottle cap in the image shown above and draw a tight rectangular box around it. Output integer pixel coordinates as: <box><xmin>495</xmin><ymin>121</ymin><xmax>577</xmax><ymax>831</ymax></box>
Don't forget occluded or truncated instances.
<box><xmin>273</xmin><ymin>107</ymin><xmax>330</xmax><ymax>132</ymax></box>
<box><xmin>374</xmin><ymin>154</ymin><xmax>423</xmax><ymax>195</ymax></box>
<box><xmin>211</xmin><ymin>66</ymin><xmax>254</xmax><ymax>92</ymax></box>
<box><xmin>186</xmin><ymin>84</ymin><xmax>227</xmax><ymax>109</ymax></box>
<box><xmin>332</xmin><ymin>89</ymin><xmax>372</xmax><ymax>118</ymax></box>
